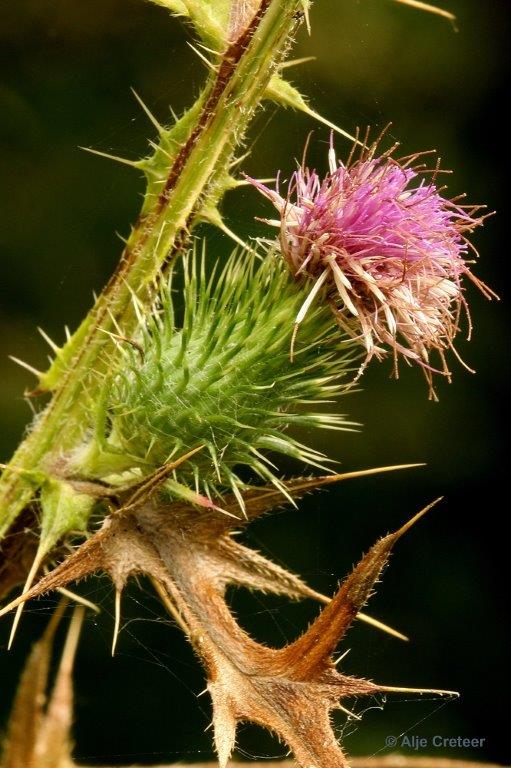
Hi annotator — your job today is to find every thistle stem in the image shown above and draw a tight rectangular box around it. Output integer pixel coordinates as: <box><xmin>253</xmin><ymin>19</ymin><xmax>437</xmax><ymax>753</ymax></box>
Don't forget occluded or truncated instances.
<box><xmin>0</xmin><ymin>0</ymin><xmax>304</xmax><ymax>537</ymax></box>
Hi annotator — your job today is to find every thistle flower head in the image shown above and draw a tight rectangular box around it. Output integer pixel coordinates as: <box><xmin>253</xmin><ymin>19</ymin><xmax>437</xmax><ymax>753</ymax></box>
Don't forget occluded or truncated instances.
<box><xmin>250</xmin><ymin>134</ymin><xmax>494</xmax><ymax>398</ymax></box>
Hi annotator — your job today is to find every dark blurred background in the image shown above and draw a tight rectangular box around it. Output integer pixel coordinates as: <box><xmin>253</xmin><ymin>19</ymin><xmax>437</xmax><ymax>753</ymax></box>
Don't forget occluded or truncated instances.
<box><xmin>1</xmin><ymin>1</ymin><xmax>510</xmax><ymax>765</ymax></box>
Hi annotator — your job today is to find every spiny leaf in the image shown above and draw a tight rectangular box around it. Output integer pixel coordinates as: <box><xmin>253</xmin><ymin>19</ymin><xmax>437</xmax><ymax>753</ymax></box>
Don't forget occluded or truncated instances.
<box><xmin>264</xmin><ymin>74</ymin><xmax>359</xmax><ymax>143</ymax></box>
<box><xmin>33</xmin><ymin>605</ymin><xmax>85</xmax><ymax>767</ymax></box>
<box><xmin>200</xmin><ymin>203</ymin><xmax>260</xmax><ymax>253</ymax></box>
<box><xmin>0</xmin><ymin>465</ymin><xmax>421</xmax><ymax>628</ymax></box>
<box><xmin>0</xmin><ymin>492</ymin><xmax>455</xmax><ymax>768</ymax></box>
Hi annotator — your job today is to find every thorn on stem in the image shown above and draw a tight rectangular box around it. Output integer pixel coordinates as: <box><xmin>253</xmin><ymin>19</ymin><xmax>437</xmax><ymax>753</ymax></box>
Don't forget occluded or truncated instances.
<box><xmin>79</xmin><ymin>146</ymin><xmax>141</xmax><ymax>169</ymax></box>
<box><xmin>37</xmin><ymin>327</ymin><xmax>59</xmax><ymax>353</ymax></box>
<box><xmin>9</xmin><ymin>356</ymin><xmax>42</xmax><ymax>379</ymax></box>
<box><xmin>131</xmin><ymin>88</ymin><xmax>165</xmax><ymax>134</ymax></box>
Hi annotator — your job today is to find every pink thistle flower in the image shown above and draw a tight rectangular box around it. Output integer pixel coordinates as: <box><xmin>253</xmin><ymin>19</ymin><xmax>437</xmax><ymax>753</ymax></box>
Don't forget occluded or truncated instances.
<box><xmin>249</xmin><ymin>135</ymin><xmax>495</xmax><ymax>398</ymax></box>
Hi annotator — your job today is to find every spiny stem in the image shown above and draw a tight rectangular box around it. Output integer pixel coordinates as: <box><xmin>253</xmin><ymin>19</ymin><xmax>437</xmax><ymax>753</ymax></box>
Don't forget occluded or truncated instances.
<box><xmin>0</xmin><ymin>0</ymin><xmax>305</xmax><ymax>537</ymax></box>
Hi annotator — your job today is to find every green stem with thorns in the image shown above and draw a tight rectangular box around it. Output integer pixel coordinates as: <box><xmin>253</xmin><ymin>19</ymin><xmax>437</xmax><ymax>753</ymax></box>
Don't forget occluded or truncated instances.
<box><xmin>0</xmin><ymin>0</ymin><xmax>306</xmax><ymax>537</ymax></box>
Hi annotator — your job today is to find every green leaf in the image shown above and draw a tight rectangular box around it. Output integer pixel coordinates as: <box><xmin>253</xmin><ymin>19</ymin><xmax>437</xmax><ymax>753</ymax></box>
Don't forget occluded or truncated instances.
<box><xmin>264</xmin><ymin>73</ymin><xmax>310</xmax><ymax>111</ymax></box>
<box><xmin>5</xmin><ymin>478</ymin><xmax>94</xmax><ymax>645</ymax></box>
<box><xmin>148</xmin><ymin>0</ymin><xmax>232</xmax><ymax>48</ymax></box>
<box><xmin>39</xmin><ymin>479</ymin><xmax>94</xmax><ymax>557</ymax></box>
<box><xmin>265</xmin><ymin>74</ymin><xmax>358</xmax><ymax>144</ymax></box>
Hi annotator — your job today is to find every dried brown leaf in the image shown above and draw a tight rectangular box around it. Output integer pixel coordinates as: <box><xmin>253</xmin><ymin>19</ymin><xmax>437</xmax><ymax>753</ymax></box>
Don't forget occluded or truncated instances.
<box><xmin>0</xmin><ymin>482</ymin><xmax>450</xmax><ymax>768</ymax></box>
<box><xmin>2</xmin><ymin>600</ymin><xmax>83</xmax><ymax>768</ymax></box>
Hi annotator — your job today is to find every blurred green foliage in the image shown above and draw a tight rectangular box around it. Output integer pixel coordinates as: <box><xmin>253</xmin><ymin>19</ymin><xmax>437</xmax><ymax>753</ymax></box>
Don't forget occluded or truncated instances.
<box><xmin>0</xmin><ymin>1</ymin><xmax>509</xmax><ymax>765</ymax></box>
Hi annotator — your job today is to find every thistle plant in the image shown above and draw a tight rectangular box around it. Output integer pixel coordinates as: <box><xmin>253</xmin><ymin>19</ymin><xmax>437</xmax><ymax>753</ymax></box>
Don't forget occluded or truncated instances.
<box><xmin>0</xmin><ymin>2</ymin><xmax>497</xmax><ymax>768</ymax></box>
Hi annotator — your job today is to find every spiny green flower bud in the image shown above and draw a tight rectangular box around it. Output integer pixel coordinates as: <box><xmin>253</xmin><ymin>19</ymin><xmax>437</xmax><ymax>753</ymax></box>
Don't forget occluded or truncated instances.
<box><xmin>76</xmin><ymin>248</ymin><xmax>358</xmax><ymax>507</ymax></box>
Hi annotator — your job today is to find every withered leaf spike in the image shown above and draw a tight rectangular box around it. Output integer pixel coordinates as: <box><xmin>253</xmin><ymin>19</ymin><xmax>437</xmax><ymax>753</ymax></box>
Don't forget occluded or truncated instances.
<box><xmin>356</xmin><ymin>611</ymin><xmax>408</xmax><ymax>641</ymax></box>
<box><xmin>394</xmin><ymin>496</ymin><xmax>443</xmax><ymax>539</ymax></box>
<box><xmin>111</xmin><ymin>588</ymin><xmax>122</xmax><ymax>657</ymax></box>
<box><xmin>7</xmin><ymin>548</ymin><xmax>45</xmax><ymax>650</ymax></box>
<box><xmin>0</xmin><ymin>521</ymin><xmax>108</xmax><ymax>619</ymax></box>
<box><xmin>201</xmin><ymin>534</ymin><xmax>409</xmax><ymax>640</ymax></box>
<box><xmin>277</xmin><ymin>497</ymin><xmax>442</xmax><ymax>679</ymax></box>
<box><xmin>220</xmin><ymin>463</ymin><xmax>426</xmax><ymax>525</ymax></box>
<box><xmin>150</xmin><ymin>576</ymin><xmax>191</xmax><ymax>636</ymax></box>
<box><xmin>35</xmin><ymin>605</ymin><xmax>85</xmax><ymax>766</ymax></box>
<box><xmin>209</xmin><ymin>685</ymin><xmax>238</xmax><ymax>768</ymax></box>
<box><xmin>378</xmin><ymin>684</ymin><xmax>458</xmax><ymax>697</ymax></box>
<box><xmin>2</xmin><ymin>598</ymin><xmax>68</xmax><ymax>768</ymax></box>
<box><xmin>56</xmin><ymin>586</ymin><xmax>100</xmax><ymax>614</ymax></box>
<box><xmin>337</xmin><ymin>702</ymin><xmax>362</xmax><ymax>720</ymax></box>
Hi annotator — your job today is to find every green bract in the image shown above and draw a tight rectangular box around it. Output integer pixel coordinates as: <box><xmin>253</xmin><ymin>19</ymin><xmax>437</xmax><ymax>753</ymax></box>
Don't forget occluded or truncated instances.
<box><xmin>78</xmin><ymin>249</ymin><xmax>358</xmax><ymax>506</ymax></box>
